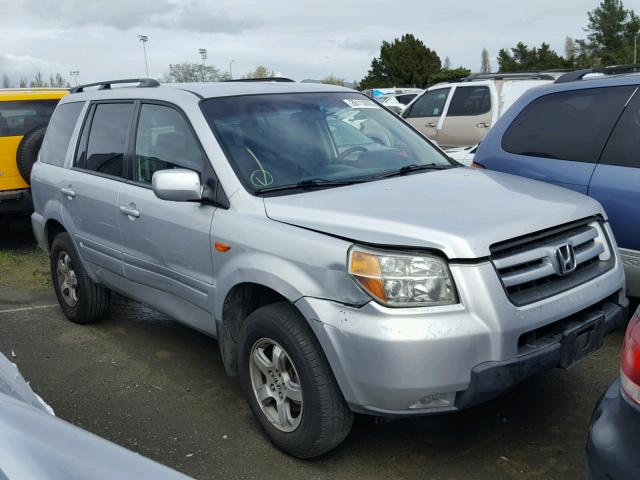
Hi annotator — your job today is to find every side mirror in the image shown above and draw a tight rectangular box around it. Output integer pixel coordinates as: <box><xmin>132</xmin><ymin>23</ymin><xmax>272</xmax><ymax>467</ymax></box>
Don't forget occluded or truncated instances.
<box><xmin>151</xmin><ymin>169</ymin><xmax>202</xmax><ymax>202</ymax></box>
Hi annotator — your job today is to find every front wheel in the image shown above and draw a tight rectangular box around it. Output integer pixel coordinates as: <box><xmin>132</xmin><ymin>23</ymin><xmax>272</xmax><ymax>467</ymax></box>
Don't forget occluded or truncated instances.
<box><xmin>238</xmin><ymin>302</ymin><xmax>353</xmax><ymax>458</ymax></box>
<box><xmin>50</xmin><ymin>232</ymin><xmax>111</xmax><ymax>323</ymax></box>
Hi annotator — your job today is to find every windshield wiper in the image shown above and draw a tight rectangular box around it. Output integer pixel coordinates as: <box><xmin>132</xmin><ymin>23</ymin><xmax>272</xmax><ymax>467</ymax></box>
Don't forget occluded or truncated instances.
<box><xmin>371</xmin><ymin>163</ymin><xmax>452</xmax><ymax>180</ymax></box>
<box><xmin>255</xmin><ymin>178</ymin><xmax>365</xmax><ymax>194</ymax></box>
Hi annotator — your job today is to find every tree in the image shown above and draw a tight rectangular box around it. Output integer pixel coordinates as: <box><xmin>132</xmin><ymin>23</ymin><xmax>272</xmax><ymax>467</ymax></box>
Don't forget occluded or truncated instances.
<box><xmin>244</xmin><ymin>65</ymin><xmax>276</xmax><ymax>79</ymax></box>
<box><xmin>161</xmin><ymin>62</ymin><xmax>230</xmax><ymax>83</ymax></box>
<box><xmin>321</xmin><ymin>74</ymin><xmax>345</xmax><ymax>86</ymax></box>
<box><xmin>430</xmin><ymin>67</ymin><xmax>471</xmax><ymax>84</ymax></box>
<box><xmin>359</xmin><ymin>34</ymin><xmax>441</xmax><ymax>89</ymax></box>
<box><xmin>50</xmin><ymin>73</ymin><xmax>70</xmax><ymax>88</ymax></box>
<box><xmin>443</xmin><ymin>56</ymin><xmax>451</xmax><ymax>70</ymax></box>
<box><xmin>30</xmin><ymin>71</ymin><xmax>47</xmax><ymax>87</ymax></box>
<box><xmin>481</xmin><ymin>48</ymin><xmax>491</xmax><ymax>73</ymax></box>
<box><xmin>19</xmin><ymin>77</ymin><xmax>27</xmax><ymax>88</ymax></box>
<box><xmin>575</xmin><ymin>0</ymin><xmax>639</xmax><ymax>65</ymax></box>
<box><xmin>564</xmin><ymin>36</ymin><xmax>577</xmax><ymax>63</ymax></box>
<box><xmin>497</xmin><ymin>42</ymin><xmax>569</xmax><ymax>71</ymax></box>
<box><xmin>2</xmin><ymin>74</ymin><xmax>10</xmax><ymax>88</ymax></box>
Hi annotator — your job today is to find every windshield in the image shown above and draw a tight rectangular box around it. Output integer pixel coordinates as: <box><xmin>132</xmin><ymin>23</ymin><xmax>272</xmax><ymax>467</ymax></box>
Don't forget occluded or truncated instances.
<box><xmin>201</xmin><ymin>92</ymin><xmax>453</xmax><ymax>194</ymax></box>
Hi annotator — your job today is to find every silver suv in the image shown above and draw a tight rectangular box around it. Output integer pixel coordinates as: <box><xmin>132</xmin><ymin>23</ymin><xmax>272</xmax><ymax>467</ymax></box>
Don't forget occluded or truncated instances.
<box><xmin>31</xmin><ymin>78</ymin><xmax>628</xmax><ymax>458</ymax></box>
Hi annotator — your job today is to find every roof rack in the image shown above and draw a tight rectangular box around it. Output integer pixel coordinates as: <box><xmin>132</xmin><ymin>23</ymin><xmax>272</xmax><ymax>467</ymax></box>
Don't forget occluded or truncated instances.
<box><xmin>457</xmin><ymin>72</ymin><xmax>556</xmax><ymax>82</ymax></box>
<box><xmin>70</xmin><ymin>78</ymin><xmax>160</xmax><ymax>94</ymax></box>
<box><xmin>223</xmin><ymin>77</ymin><xmax>295</xmax><ymax>83</ymax></box>
<box><xmin>555</xmin><ymin>64</ymin><xmax>640</xmax><ymax>83</ymax></box>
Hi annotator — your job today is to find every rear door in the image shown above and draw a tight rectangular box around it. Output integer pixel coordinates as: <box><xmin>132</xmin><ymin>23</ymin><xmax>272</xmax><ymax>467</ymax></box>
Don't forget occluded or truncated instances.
<box><xmin>496</xmin><ymin>86</ymin><xmax>635</xmax><ymax>194</ymax></box>
<box><xmin>588</xmin><ymin>87</ymin><xmax>640</xmax><ymax>258</ymax></box>
<box><xmin>62</xmin><ymin>101</ymin><xmax>134</xmax><ymax>277</ymax></box>
<box><xmin>437</xmin><ymin>85</ymin><xmax>492</xmax><ymax>148</ymax></box>
<box><xmin>403</xmin><ymin>87</ymin><xmax>450</xmax><ymax>142</ymax></box>
<box><xmin>117</xmin><ymin>102</ymin><xmax>217</xmax><ymax>332</ymax></box>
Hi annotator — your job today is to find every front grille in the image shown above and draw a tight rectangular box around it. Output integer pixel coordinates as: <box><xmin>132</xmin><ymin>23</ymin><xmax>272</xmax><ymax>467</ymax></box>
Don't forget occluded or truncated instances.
<box><xmin>490</xmin><ymin>217</ymin><xmax>615</xmax><ymax>306</ymax></box>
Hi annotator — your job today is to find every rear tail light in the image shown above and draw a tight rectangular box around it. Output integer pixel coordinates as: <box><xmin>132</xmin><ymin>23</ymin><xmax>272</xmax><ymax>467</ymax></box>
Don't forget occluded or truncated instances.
<box><xmin>470</xmin><ymin>161</ymin><xmax>485</xmax><ymax>169</ymax></box>
<box><xmin>621</xmin><ymin>311</ymin><xmax>640</xmax><ymax>404</ymax></box>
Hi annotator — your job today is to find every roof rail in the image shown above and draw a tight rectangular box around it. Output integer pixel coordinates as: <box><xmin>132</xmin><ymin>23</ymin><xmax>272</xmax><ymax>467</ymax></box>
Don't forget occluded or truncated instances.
<box><xmin>223</xmin><ymin>77</ymin><xmax>295</xmax><ymax>83</ymax></box>
<box><xmin>458</xmin><ymin>72</ymin><xmax>556</xmax><ymax>82</ymax></box>
<box><xmin>70</xmin><ymin>78</ymin><xmax>160</xmax><ymax>94</ymax></box>
<box><xmin>555</xmin><ymin>64</ymin><xmax>640</xmax><ymax>83</ymax></box>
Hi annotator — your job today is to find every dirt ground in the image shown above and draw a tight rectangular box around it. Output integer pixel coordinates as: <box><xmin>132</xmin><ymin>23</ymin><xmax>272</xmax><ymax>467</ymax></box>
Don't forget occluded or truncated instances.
<box><xmin>0</xmin><ymin>219</ymin><xmax>630</xmax><ymax>480</ymax></box>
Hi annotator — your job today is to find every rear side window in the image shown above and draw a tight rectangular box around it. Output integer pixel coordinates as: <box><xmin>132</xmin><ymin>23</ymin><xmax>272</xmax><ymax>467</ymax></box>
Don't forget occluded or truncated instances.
<box><xmin>447</xmin><ymin>86</ymin><xmax>491</xmax><ymax>116</ymax></box>
<box><xmin>600</xmin><ymin>89</ymin><xmax>640</xmax><ymax>168</ymax></box>
<box><xmin>405</xmin><ymin>88</ymin><xmax>450</xmax><ymax>118</ymax></box>
<box><xmin>0</xmin><ymin>100</ymin><xmax>58</xmax><ymax>137</ymax></box>
<box><xmin>77</xmin><ymin>103</ymin><xmax>133</xmax><ymax>178</ymax></box>
<box><xmin>40</xmin><ymin>102</ymin><xmax>84</xmax><ymax>167</ymax></box>
<box><xmin>502</xmin><ymin>86</ymin><xmax>634</xmax><ymax>163</ymax></box>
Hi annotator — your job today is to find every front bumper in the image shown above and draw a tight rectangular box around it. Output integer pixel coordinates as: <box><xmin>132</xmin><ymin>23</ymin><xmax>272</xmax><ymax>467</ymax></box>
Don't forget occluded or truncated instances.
<box><xmin>586</xmin><ymin>379</ymin><xmax>640</xmax><ymax>480</ymax></box>
<box><xmin>0</xmin><ymin>188</ymin><xmax>32</xmax><ymax>217</ymax></box>
<box><xmin>296</xmin><ymin>255</ymin><xmax>627</xmax><ymax>416</ymax></box>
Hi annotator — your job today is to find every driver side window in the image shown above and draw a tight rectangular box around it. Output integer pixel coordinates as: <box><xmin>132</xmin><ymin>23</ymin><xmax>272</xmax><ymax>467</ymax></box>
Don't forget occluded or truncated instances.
<box><xmin>134</xmin><ymin>103</ymin><xmax>203</xmax><ymax>184</ymax></box>
<box><xmin>405</xmin><ymin>88</ymin><xmax>450</xmax><ymax>118</ymax></box>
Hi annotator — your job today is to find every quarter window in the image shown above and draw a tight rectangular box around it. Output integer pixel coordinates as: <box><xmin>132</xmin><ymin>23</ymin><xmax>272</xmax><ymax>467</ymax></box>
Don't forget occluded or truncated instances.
<box><xmin>133</xmin><ymin>104</ymin><xmax>203</xmax><ymax>184</ymax></box>
<box><xmin>502</xmin><ymin>86</ymin><xmax>634</xmax><ymax>163</ymax></box>
<box><xmin>40</xmin><ymin>102</ymin><xmax>84</xmax><ymax>167</ymax></box>
<box><xmin>405</xmin><ymin>88</ymin><xmax>450</xmax><ymax>118</ymax></box>
<box><xmin>600</xmin><ymin>90</ymin><xmax>640</xmax><ymax>168</ymax></box>
<box><xmin>447</xmin><ymin>86</ymin><xmax>491</xmax><ymax>116</ymax></box>
<box><xmin>79</xmin><ymin>103</ymin><xmax>133</xmax><ymax>177</ymax></box>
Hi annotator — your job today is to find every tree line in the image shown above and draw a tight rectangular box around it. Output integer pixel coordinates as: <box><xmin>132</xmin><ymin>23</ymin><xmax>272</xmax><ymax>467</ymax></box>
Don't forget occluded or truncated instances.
<box><xmin>1</xmin><ymin>72</ymin><xmax>71</xmax><ymax>88</ymax></box>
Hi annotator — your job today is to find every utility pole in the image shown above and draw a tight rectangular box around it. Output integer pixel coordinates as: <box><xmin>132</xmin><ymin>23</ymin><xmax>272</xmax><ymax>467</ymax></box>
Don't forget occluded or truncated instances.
<box><xmin>199</xmin><ymin>49</ymin><xmax>208</xmax><ymax>82</ymax></box>
<box><xmin>229</xmin><ymin>59</ymin><xmax>235</xmax><ymax>79</ymax></box>
<box><xmin>69</xmin><ymin>70</ymin><xmax>80</xmax><ymax>86</ymax></box>
<box><xmin>138</xmin><ymin>34</ymin><xmax>149</xmax><ymax>77</ymax></box>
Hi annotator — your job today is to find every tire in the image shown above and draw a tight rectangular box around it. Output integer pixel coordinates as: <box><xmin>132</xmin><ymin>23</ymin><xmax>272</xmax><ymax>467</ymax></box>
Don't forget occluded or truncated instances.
<box><xmin>16</xmin><ymin>126</ymin><xmax>47</xmax><ymax>183</ymax></box>
<box><xmin>50</xmin><ymin>232</ymin><xmax>111</xmax><ymax>323</ymax></box>
<box><xmin>238</xmin><ymin>302</ymin><xmax>353</xmax><ymax>458</ymax></box>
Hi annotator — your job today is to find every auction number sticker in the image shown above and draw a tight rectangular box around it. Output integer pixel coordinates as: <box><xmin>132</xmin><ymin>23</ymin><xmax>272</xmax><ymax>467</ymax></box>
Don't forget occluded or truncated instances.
<box><xmin>343</xmin><ymin>98</ymin><xmax>380</xmax><ymax>109</ymax></box>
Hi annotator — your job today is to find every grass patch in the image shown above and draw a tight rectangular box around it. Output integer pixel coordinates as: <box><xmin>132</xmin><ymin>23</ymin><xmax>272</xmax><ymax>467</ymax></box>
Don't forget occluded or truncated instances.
<box><xmin>0</xmin><ymin>246</ymin><xmax>51</xmax><ymax>290</ymax></box>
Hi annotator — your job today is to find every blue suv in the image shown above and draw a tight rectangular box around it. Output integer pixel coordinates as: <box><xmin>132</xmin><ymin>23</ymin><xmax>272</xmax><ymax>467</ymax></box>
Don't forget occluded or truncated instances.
<box><xmin>474</xmin><ymin>69</ymin><xmax>640</xmax><ymax>298</ymax></box>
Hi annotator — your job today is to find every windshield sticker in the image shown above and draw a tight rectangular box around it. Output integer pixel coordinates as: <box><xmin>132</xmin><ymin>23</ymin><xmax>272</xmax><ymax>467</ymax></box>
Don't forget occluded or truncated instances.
<box><xmin>342</xmin><ymin>98</ymin><xmax>380</xmax><ymax>109</ymax></box>
<box><xmin>251</xmin><ymin>169</ymin><xmax>274</xmax><ymax>187</ymax></box>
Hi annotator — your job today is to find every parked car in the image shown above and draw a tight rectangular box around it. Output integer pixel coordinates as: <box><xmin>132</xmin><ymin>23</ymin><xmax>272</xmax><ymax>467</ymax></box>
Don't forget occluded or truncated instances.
<box><xmin>473</xmin><ymin>68</ymin><xmax>640</xmax><ymax>298</ymax></box>
<box><xmin>363</xmin><ymin>87</ymin><xmax>423</xmax><ymax>98</ymax></box>
<box><xmin>0</xmin><ymin>351</ymin><xmax>190</xmax><ymax>479</ymax></box>
<box><xmin>586</xmin><ymin>304</ymin><xmax>640</xmax><ymax>479</ymax></box>
<box><xmin>402</xmin><ymin>73</ymin><xmax>555</xmax><ymax>149</ymax></box>
<box><xmin>376</xmin><ymin>91</ymin><xmax>422</xmax><ymax>114</ymax></box>
<box><xmin>0</xmin><ymin>88</ymin><xmax>68</xmax><ymax>225</ymax></box>
<box><xmin>31</xmin><ymin>78</ymin><xmax>627</xmax><ymax>458</ymax></box>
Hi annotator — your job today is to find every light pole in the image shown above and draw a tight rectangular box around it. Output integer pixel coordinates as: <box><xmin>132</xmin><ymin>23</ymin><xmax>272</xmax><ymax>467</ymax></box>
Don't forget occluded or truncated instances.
<box><xmin>199</xmin><ymin>48</ymin><xmax>208</xmax><ymax>82</ymax></box>
<box><xmin>229</xmin><ymin>59</ymin><xmax>235</xmax><ymax>80</ymax></box>
<box><xmin>69</xmin><ymin>70</ymin><xmax>80</xmax><ymax>86</ymax></box>
<box><xmin>138</xmin><ymin>34</ymin><xmax>149</xmax><ymax>77</ymax></box>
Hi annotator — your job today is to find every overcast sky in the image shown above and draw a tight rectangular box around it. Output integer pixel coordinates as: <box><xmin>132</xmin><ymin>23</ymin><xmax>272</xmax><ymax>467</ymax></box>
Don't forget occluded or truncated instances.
<box><xmin>0</xmin><ymin>0</ymin><xmax>604</xmax><ymax>85</ymax></box>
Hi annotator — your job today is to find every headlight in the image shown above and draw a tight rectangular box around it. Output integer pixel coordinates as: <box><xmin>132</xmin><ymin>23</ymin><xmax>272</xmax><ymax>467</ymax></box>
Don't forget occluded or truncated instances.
<box><xmin>348</xmin><ymin>246</ymin><xmax>457</xmax><ymax>307</ymax></box>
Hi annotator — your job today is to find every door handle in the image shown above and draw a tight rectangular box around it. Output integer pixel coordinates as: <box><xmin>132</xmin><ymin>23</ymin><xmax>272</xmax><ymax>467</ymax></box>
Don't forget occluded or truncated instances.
<box><xmin>119</xmin><ymin>205</ymin><xmax>140</xmax><ymax>219</ymax></box>
<box><xmin>60</xmin><ymin>187</ymin><xmax>75</xmax><ymax>199</ymax></box>
<box><xmin>425</xmin><ymin>122</ymin><xmax>436</xmax><ymax>128</ymax></box>
<box><xmin>476</xmin><ymin>122</ymin><xmax>490</xmax><ymax>128</ymax></box>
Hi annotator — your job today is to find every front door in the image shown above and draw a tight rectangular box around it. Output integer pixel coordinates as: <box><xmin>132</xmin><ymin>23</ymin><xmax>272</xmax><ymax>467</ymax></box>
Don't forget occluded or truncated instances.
<box><xmin>118</xmin><ymin>102</ymin><xmax>217</xmax><ymax>333</ymax></box>
<box><xmin>403</xmin><ymin>87</ymin><xmax>450</xmax><ymax>142</ymax></box>
<box><xmin>437</xmin><ymin>85</ymin><xmax>492</xmax><ymax>148</ymax></box>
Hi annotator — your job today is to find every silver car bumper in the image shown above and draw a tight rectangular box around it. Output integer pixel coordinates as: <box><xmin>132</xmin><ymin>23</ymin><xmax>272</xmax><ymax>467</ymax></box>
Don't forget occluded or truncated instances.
<box><xmin>296</xmin><ymin>257</ymin><xmax>626</xmax><ymax>416</ymax></box>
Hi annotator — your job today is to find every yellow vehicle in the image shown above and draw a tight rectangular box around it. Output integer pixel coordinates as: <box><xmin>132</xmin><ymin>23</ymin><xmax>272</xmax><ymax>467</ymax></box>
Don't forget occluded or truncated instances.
<box><xmin>0</xmin><ymin>88</ymin><xmax>68</xmax><ymax>224</ymax></box>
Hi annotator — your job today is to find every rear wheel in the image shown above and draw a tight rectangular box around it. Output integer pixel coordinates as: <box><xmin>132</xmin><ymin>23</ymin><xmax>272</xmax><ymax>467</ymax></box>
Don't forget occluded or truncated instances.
<box><xmin>16</xmin><ymin>126</ymin><xmax>47</xmax><ymax>183</ymax></box>
<box><xmin>50</xmin><ymin>232</ymin><xmax>111</xmax><ymax>323</ymax></box>
<box><xmin>238</xmin><ymin>302</ymin><xmax>353</xmax><ymax>458</ymax></box>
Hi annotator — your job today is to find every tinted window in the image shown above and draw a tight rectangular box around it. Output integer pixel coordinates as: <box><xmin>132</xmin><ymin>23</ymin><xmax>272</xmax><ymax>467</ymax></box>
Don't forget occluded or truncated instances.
<box><xmin>447</xmin><ymin>86</ymin><xmax>490</xmax><ymax>116</ymax></box>
<box><xmin>134</xmin><ymin>104</ymin><xmax>203</xmax><ymax>184</ymax></box>
<box><xmin>40</xmin><ymin>102</ymin><xmax>84</xmax><ymax>167</ymax></box>
<box><xmin>502</xmin><ymin>86</ymin><xmax>634</xmax><ymax>163</ymax></box>
<box><xmin>396</xmin><ymin>94</ymin><xmax>417</xmax><ymax>105</ymax></box>
<box><xmin>81</xmin><ymin>103</ymin><xmax>133</xmax><ymax>177</ymax></box>
<box><xmin>0</xmin><ymin>100</ymin><xmax>58</xmax><ymax>137</ymax></box>
<box><xmin>405</xmin><ymin>89</ymin><xmax>450</xmax><ymax>118</ymax></box>
<box><xmin>600</xmin><ymin>90</ymin><xmax>640</xmax><ymax>168</ymax></box>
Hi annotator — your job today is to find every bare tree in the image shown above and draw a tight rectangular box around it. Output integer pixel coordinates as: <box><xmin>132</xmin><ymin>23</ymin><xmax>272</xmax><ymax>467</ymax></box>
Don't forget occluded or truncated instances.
<box><xmin>321</xmin><ymin>73</ymin><xmax>345</xmax><ymax>86</ymax></box>
<box><xmin>2</xmin><ymin>74</ymin><xmax>10</xmax><ymax>88</ymax></box>
<box><xmin>161</xmin><ymin>62</ymin><xmax>230</xmax><ymax>83</ymax></box>
<box><xmin>19</xmin><ymin>77</ymin><xmax>27</xmax><ymax>88</ymax></box>
<box><xmin>443</xmin><ymin>56</ymin><xmax>452</xmax><ymax>70</ymax></box>
<box><xmin>481</xmin><ymin>48</ymin><xmax>491</xmax><ymax>73</ymax></box>
<box><xmin>243</xmin><ymin>65</ymin><xmax>276</xmax><ymax>79</ymax></box>
<box><xmin>30</xmin><ymin>71</ymin><xmax>47</xmax><ymax>87</ymax></box>
<box><xmin>50</xmin><ymin>73</ymin><xmax>70</xmax><ymax>88</ymax></box>
<box><xmin>564</xmin><ymin>36</ymin><xmax>577</xmax><ymax>61</ymax></box>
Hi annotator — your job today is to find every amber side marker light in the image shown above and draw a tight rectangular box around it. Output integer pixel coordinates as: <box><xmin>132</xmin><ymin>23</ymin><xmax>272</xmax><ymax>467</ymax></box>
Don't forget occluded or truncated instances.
<box><xmin>621</xmin><ymin>311</ymin><xmax>640</xmax><ymax>404</ymax></box>
<box><xmin>349</xmin><ymin>250</ymin><xmax>387</xmax><ymax>302</ymax></box>
<box><xmin>214</xmin><ymin>242</ymin><xmax>231</xmax><ymax>252</ymax></box>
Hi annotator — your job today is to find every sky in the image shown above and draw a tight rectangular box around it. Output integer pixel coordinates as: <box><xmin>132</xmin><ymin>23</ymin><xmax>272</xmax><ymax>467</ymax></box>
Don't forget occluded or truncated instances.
<box><xmin>0</xmin><ymin>0</ymin><xmax>610</xmax><ymax>86</ymax></box>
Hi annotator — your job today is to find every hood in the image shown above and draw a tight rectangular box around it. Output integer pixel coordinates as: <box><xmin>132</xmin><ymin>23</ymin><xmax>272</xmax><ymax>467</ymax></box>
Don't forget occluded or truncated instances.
<box><xmin>264</xmin><ymin>168</ymin><xmax>604</xmax><ymax>259</ymax></box>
